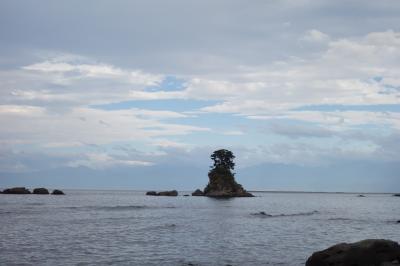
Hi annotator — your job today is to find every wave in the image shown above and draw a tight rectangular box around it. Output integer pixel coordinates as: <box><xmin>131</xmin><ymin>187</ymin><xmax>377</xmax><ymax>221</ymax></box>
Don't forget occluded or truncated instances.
<box><xmin>65</xmin><ymin>205</ymin><xmax>176</xmax><ymax>211</ymax></box>
<box><xmin>252</xmin><ymin>210</ymin><xmax>319</xmax><ymax>218</ymax></box>
<box><xmin>25</xmin><ymin>203</ymin><xmax>45</xmax><ymax>206</ymax></box>
<box><xmin>65</xmin><ymin>205</ymin><xmax>148</xmax><ymax>211</ymax></box>
<box><xmin>147</xmin><ymin>223</ymin><xmax>177</xmax><ymax>230</ymax></box>
<box><xmin>327</xmin><ymin>217</ymin><xmax>353</xmax><ymax>221</ymax></box>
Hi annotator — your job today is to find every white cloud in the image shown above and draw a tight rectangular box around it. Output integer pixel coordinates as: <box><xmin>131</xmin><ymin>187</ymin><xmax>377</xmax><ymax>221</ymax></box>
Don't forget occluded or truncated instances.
<box><xmin>0</xmin><ymin>56</ymin><xmax>165</xmax><ymax>107</ymax></box>
<box><xmin>191</xmin><ymin>30</ymin><xmax>400</xmax><ymax>121</ymax></box>
<box><xmin>248</xmin><ymin>111</ymin><xmax>400</xmax><ymax>131</ymax></box>
<box><xmin>0</xmin><ymin>105</ymin><xmax>209</xmax><ymax>146</ymax></box>
<box><xmin>302</xmin><ymin>29</ymin><xmax>330</xmax><ymax>43</ymax></box>
<box><xmin>0</xmin><ymin>105</ymin><xmax>46</xmax><ymax>116</ymax></box>
<box><xmin>150</xmin><ymin>139</ymin><xmax>190</xmax><ymax>149</ymax></box>
<box><xmin>68</xmin><ymin>152</ymin><xmax>154</xmax><ymax>170</ymax></box>
<box><xmin>23</xmin><ymin>60</ymin><xmax>162</xmax><ymax>86</ymax></box>
<box><xmin>221</xmin><ymin>130</ymin><xmax>244</xmax><ymax>136</ymax></box>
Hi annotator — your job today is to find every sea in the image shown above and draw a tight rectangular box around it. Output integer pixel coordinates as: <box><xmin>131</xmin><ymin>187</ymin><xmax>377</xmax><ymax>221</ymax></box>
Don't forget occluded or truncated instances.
<box><xmin>0</xmin><ymin>190</ymin><xmax>399</xmax><ymax>266</ymax></box>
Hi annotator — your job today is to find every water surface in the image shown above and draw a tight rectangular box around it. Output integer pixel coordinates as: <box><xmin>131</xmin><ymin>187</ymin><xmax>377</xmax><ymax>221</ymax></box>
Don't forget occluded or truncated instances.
<box><xmin>1</xmin><ymin>190</ymin><xmax>399</xmax><ymax>265</ymax></box>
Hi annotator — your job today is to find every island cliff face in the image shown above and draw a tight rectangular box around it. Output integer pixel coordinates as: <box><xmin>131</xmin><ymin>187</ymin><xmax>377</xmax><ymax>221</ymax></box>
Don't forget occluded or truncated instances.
<box><xmin>202</xmin><ymin>149</ymin><xmax>253</xmax><ymax>197</ymax></box>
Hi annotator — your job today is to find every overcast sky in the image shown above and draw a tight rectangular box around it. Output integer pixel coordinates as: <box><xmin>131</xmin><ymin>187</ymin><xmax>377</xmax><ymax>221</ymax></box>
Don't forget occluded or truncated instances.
<box><xmin>1</xmin><ymin>0</ymin><xmax>400</xmax><ymax>192</ymax></box>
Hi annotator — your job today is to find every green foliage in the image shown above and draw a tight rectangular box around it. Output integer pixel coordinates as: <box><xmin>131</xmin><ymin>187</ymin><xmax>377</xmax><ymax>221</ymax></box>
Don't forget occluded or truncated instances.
<box><xmin>210</xmin><ymin>149</ymin><xmax>235</xmax><ymax>171</ymax></box>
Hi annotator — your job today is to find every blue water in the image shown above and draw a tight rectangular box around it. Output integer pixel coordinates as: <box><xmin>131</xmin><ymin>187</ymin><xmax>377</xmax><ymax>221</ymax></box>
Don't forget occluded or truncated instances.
<box><xmin>0</xmin><ymin>191</ymin><xmax>399</xmax><ymax>265</ymax></box>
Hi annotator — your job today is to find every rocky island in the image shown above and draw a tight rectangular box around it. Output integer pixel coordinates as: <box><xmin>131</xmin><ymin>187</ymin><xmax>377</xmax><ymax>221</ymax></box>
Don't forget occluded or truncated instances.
<box><xmin>193</xmin><ymin>149</ymin><xmax>253</xmax><ymax>197</ymax></box>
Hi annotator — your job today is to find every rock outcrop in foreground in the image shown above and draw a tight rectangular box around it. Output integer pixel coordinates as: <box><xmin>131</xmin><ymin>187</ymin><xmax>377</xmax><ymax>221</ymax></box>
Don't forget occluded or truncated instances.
<box><xmin>306</xmin><ymin>239</ymin><xmax>400</xmax><ymax>266</ymax></box>
<box><xmin>199</xmin><ymin>149</ymin><xmax>253</xmax><ymax>197</ymax></box>
<box><xmin>2</xmin><ymin>187</ymin><xmax>31</xmax><ymax>194</ymax></box>
<box><xmin>146</xmin><ymin>190</ymin><xmax>178</xmax><ymax>196</ymax></box>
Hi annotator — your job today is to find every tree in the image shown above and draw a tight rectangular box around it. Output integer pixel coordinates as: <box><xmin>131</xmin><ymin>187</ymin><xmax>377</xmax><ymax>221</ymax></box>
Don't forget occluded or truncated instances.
<box><xmin>210</xmin><ymin>149</ymin><xmax>235</xmax><ymax>172</ymax></box>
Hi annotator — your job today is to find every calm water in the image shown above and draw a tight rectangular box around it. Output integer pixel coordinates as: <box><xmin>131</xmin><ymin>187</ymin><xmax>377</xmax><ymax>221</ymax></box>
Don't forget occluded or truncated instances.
<box><xmin>0</xmin><ymin>190</ymin><xmax>399</xmax><ymax>266</ymax></box>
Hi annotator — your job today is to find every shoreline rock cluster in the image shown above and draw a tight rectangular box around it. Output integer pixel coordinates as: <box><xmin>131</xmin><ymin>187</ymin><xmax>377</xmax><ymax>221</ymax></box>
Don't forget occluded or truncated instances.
<box><xmin>0</xmin><ymin>187</ymin><xmax>65</xmax><ymax>195</ymax></box>
<box><xmin>146</xmin><ymin>190</ymin><xmax>178</xmax><ymax>196</ymax></box>
<box><xmin>306</xmin><ymin>239</ymin><xmax>400</xmax><ymax>266</ymax></box>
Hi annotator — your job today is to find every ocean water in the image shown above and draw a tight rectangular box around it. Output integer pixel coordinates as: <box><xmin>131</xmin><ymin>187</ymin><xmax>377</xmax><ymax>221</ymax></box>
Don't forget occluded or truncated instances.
<box><xmin>0</xmin><ymin>190</ymin><xmax>399</xmax><ymax>266</ymax></box>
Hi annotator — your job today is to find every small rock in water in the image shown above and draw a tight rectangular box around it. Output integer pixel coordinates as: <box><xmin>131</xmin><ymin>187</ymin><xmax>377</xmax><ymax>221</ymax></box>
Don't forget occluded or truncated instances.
<box><xmin>358</xmin><ymin>194</ymin><xmax>365</xmax><ymax>197</ymax></box>
<box><xmin>158</xmin><ymin>190</ymin><xmax>178</xmax><ymax>196</ymax></box>
<box><xmin>2</xmin><ymin>187</ymin><xmax>31</xmax><ymax>194</ymax></box>
<box><xmin>51</xmin><ymin>189</ymin><xmax>65</xmax><ymax>195</ymax></box>
<box><xmin>33</xmin><ymin>188</ymin><xmax>49</xmax><ymax>195</ymax></box>
<box><xmin>191</xmin><ymin>189</ymin><xmax>204</xmax><ymax>196</ymax></box>
<box><xmin>252</xmin><ymin>211</ymin><xmax>272</xmax><ymax>217</ymax></box>
<box><xmin>183</xmin><ymin>194</ymin><xmax>190</xmax><ymax>197</ymax></box>
<box><xmin>146</xmin><ymin>190</ymin><xmax>178</xmax><ymax>196</ymax></box>
<box><xmin>394</xmin><ymin>194</ymin><xmax>400</xmax><ymax>197</ymax></box>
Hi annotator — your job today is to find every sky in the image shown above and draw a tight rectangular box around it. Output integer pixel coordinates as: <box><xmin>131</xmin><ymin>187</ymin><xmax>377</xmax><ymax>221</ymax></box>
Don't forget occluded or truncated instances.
<box><xmin>0</xmin><ymin>0</ymin><xmax>400</xmax><ymax>192</ymax></box>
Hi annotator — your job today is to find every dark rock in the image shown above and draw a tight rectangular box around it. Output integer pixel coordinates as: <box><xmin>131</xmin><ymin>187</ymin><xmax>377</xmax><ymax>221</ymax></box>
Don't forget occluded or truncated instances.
<box><xmin>358</xmin><ymin>194</ymin><xmax>365</xmax><ymax>197</ymax></box>
<box><xmin>252</xmin><ymin>211</ymin><xmax>273</xmax><ymax>217</ymax></box>
<box><xmin>183</xmin><ymin>194</ymin><xmax>190</xmax><ymax>197</ymax></box>
<box><xmin>2</xmin><ymin>187</ymin><xmax>31</xmax><ymax>194</ymax></box>
<box><xmin>204</xmin><ymin>167</ymin><xmax>253</xmax><ymax>197</ymax></box>
<box><xmin>146</xmin><ymin>190</ymin><xmax>178</xmax><ymax>196</ymax></box>
<box><xmin>157</xmin><ymin>190</ymin><xmax>178</xmax><ymax>196</ymax></box>
<box><xmin>51</xmin><ymin>189</ymin><xmax>65</xmax><ymax>195</ymax></box>
<box><xmin>394</xmin><ymin>194</ymin><xmax>400</xmax><ymax>197</ymax></box>
<box><xmin>306</xmin><ymin>239</ymin><xmax>400</xmax><ymax>266</ymax></box>
<box><xmin>192</xmin><ymin>189</ymin><xmax>204</xmax><ymax>196</ymax></box>
<box><xmin>33</xmin><ymin>188</ymin><xmax>49</xmax><ymax>195</ymax></box>
<box><xmin>397</xmin><ymin>220</ymin><xmax>400</xmax><ymax>224</ymax></box>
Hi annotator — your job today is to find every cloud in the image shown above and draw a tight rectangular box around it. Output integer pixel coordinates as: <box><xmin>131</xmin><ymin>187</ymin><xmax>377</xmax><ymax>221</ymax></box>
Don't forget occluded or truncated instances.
<box><xmin>221</xmin><ymin>130</ymin><xmax>244</xmax><ymax>136</ymax></box>
<box><xmin>301</xmin><ymin>29</ymin><xmax>330</xmax><ymax>43</ymax></box>
<box><xmin>23</xmin><ymin>60</ymin><xmax>162</xmax><ymax>85</ymax></box>
<box><xmin>0</xmin><ymin>56</ymin><xmax>165</xmax><ymax>108</ymax></box>
<box><xmin>192</xmin><ymin>30</ymin><xmax>400</xmax><ymax>125</ymax></box>
<box><xmin>267</xmin><ymin>122</ymin><xmax>334</xmax><ymax>139</ymax></box>
<box><xmin>0</xmin><ymin>105</ymin><xmax>209</xmax><ymax>146</ymax></box>
<box><xmin>67</xmin><ymin>152</ymin><xmax>154</xmax><ymax>170</ymax></box>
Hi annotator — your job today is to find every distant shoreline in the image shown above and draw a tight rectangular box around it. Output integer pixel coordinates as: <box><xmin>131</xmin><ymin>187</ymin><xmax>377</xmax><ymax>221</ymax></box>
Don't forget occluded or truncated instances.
<box><xmin>248</xmin><ymin>190</ymin><xmax>396</xmax><ymax>195</ymax></box>
<box><xmin>1</xmin><ymin>187</ymin><xmax>396</xmax><ymax>195</ymax></box>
